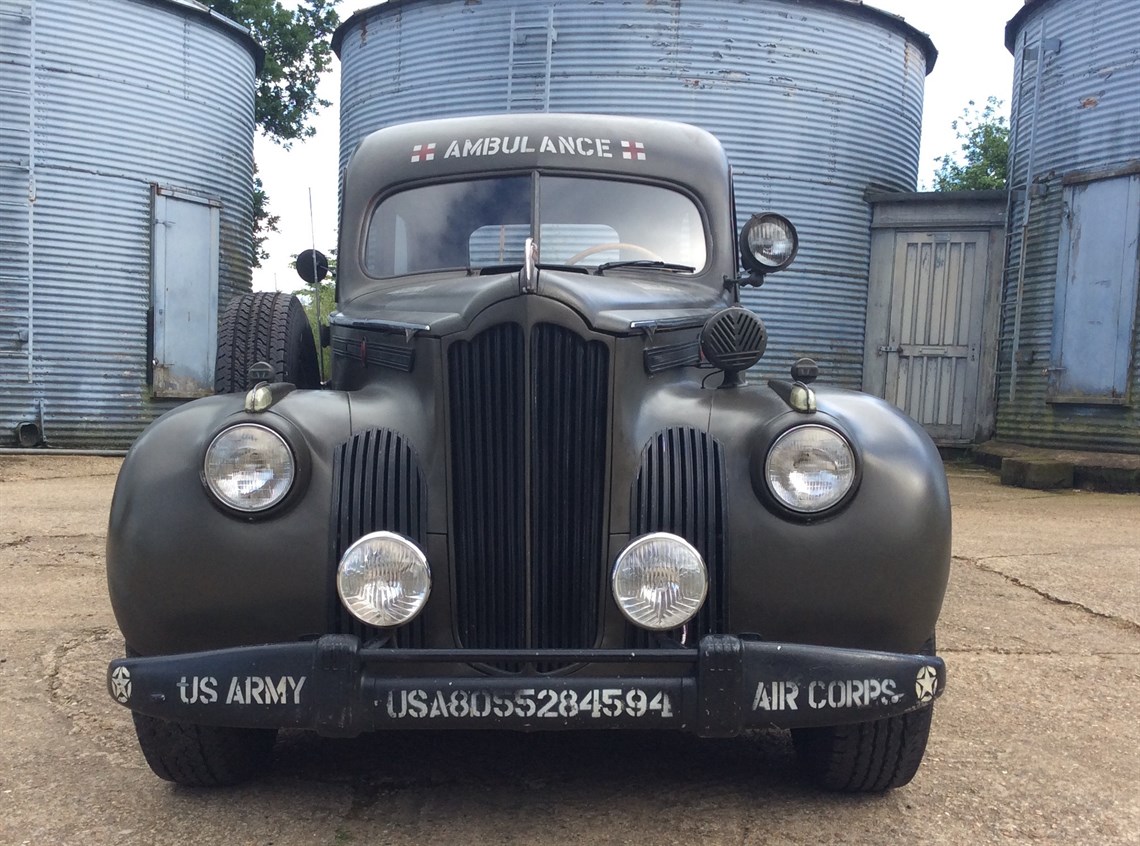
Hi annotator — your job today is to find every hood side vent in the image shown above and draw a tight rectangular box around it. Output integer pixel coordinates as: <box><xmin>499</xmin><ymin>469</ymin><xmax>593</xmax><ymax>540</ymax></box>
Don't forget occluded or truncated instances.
<box><xmin>629</xmin><ymin>427</ymin><xmax>727</xmax><ymax>647</ymax></box>
<box><xmin>329</xmin><ymin>428</ymin><xmax>428</xmax><ymax>647</ymax></box>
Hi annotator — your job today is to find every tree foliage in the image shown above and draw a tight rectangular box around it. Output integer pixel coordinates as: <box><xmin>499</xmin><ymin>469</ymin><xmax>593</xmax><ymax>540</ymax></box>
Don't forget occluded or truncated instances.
<box><xmin>251</xmin><ymin>168</ymin><xmax>280</xmax><ymax>265</ymax></box>
<box><xmin>211</xmin><ymin>0</ymin><xmax>340</xmax><ymax>145</ymax></box>
<box><xmin>933</xmin><ymin>97</ymin><xmax>1010</xmax><ymax>192</ymax></box>
<box><xmin>210</xmin><ymin>1</ymin><xmax>339</xmax><ymax>266</ymax></box>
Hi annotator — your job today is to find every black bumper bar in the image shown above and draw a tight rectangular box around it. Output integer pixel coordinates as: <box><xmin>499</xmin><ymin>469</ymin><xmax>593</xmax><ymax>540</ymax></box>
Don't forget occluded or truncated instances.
<box><xmin>108</xmin><ymin>635</ymin><xmax>945</xmax><ymax>737</ymax></box>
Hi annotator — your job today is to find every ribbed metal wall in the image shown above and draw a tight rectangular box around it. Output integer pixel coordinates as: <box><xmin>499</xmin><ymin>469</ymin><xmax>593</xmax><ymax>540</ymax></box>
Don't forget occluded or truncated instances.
<box><xmin>1000</xmin><ymin>0</ymin><xmax>1140</xmax><ymax>452</ymax></box>
<box><xmin>0</xmin><ymin>0</ymin><xmax>259</xmax><ymax>448</ymax></box>
<box><xmin>334</xmin><ymin>0</ymin><xmax>934</xmax><ymax>389</ymax></box>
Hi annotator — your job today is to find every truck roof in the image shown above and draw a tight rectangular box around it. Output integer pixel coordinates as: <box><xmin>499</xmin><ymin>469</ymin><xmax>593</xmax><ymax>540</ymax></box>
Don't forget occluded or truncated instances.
<box><xmin>343</xmin><ymin>113</ymin><xmax>732</xmax><ymax>200</ymax></box>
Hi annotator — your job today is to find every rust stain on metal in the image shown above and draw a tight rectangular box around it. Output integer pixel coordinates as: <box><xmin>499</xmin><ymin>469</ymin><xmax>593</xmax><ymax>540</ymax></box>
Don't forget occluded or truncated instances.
<box><xmin>1079</xmin><ymin>96</ymin><xmax>1099</xmax><ymax>108</ymax></box>
<box><xmin>151</xmin><ymin>368</ymin><xmax>213</xmax><ymax>399</ymax></box>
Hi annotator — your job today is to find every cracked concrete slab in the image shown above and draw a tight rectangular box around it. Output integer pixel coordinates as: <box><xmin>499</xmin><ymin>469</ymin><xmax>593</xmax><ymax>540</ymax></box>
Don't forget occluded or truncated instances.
<box><xmin>940</xmin><ymin>557</ymin><xmax>1136</xmax><ymax>657</ymax></box>
<box><xmin>0</xmin><ymin>456</ymin><xmax>1137</xmax><ymax>845</ymax></box>
<box><xmin>949</xmin><ymin>465</ymin><xmax>1140</xmax><ymax>626</ymax></box>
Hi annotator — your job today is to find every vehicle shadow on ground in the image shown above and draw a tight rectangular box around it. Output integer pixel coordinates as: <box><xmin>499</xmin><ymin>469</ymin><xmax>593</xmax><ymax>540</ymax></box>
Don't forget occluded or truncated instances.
<box><xmin>267</xmin><ymin>727</ymin><xmax>849</xmax><ymax>805</ymax></box>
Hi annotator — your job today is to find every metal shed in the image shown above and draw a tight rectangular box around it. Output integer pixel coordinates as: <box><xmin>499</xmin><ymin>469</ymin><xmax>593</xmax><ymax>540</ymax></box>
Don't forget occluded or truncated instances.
<box><xmin>332</xmin><ymin>0</ymin><xmax>936</xmax><ymax>389</ymax></box>
<box><xmin>864</xmin><ymin>190</ymin><xmax>1008</xmax><ymax>448</ymax></box>
<box><xmin>0</xmin><ymin>0</ymin><xmax>262</xmax><ymax>449</ymax></box>
<box><xmin>999</xmin><ymin>0</ymin><xmax>1140</xmax><ymax>452</ymax></box>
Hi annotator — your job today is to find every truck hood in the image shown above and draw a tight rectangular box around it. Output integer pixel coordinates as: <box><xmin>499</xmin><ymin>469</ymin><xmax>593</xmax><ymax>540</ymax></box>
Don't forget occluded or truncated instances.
<box><xmin>332</xmin><ymin>269</ymin><xmax>728</xmax><ymax>337</ymax></box>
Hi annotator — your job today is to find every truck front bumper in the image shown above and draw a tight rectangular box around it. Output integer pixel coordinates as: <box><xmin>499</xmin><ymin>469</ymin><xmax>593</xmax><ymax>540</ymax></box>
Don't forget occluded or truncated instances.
<box><xmin>108</xmin><ymin>635</ymin><xmax>945</xmax><ymax>737</ymax></box>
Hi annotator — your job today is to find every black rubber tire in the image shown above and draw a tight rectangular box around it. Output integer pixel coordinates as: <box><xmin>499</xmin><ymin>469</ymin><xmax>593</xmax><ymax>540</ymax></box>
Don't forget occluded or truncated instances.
<box><xmin>215</xmin><ymin>291</ymin><xmax>320</xmax><ymax>393</ymax></box>
<box><xmin>792</xmin><ymin>704</ymin><xmax>933</xmax><ymax>792</ymax></box>
<box><xmin>791</xmin><ymin>636</ymin><xmax>937</xmax><ymax>792</ymax></box>
<box><xmin>132</xmin><ymin>712</ymin><xmax>277</xmax><ymax>787</ymax></box>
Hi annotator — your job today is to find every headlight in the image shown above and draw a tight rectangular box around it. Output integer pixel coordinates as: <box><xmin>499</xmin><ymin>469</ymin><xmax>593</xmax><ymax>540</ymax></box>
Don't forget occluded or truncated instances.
<box><xmin>765</xmin><ymin>425</ymin><xmax>856</xmax><ymax>513</ymax></box>
<box><xmin>203</xmin><ymin>424</ymin><xmax>295</xmax><ymax>512</ymax></box>
<box><xmin>739</xmin><ymin>212</ymin><xmax>798</xmax><ymax>275</ymax></box>
<box><xmin>612</xmin><ymin>532</ymin><xmax>707</xmax><ymax>631</ymax></box>
<box><xmin>337</xmin><ymin>531</ymin><xmax>431</xmax><ymax>627</ymax></box>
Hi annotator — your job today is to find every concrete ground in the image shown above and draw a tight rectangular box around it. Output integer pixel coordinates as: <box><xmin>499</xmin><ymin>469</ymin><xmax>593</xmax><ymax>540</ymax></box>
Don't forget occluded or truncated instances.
<box><xmin>0</xmin><ymin>456</ymin><xmax>1137</xmax><ymax>845</ymax></box>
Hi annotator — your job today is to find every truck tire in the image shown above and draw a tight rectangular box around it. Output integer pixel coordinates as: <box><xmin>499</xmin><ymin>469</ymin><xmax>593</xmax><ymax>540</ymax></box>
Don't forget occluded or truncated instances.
<box><xmin>791</xmin><ymin>704</ymin><xmax>933</xmax><ymax>792</ymax></box>
<box><xmin>791</xmin><ymin>635</ymin><xmax>937</xmax><ymax>792</ymax></box>
<box><xmin>215</xmin><ymin>291</ymin><xmax>320</xmax><ymax>393</ymax></box>
<box><xmin>131</xmin><ymin>712</ymin><xmax>277</xmax><ymax>787</ymax></box>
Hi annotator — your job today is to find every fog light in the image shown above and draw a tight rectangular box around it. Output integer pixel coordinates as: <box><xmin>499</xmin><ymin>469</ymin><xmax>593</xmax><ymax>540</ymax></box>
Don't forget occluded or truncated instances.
<box><xmin>337</xmin><ymin>531</ymin><xmax>431</xmax><ymax>627</ymax></box>
<box><xmin>612</xmin><ymin>532</ymin><xmax>707</xmax><ymax>631</ymax></box>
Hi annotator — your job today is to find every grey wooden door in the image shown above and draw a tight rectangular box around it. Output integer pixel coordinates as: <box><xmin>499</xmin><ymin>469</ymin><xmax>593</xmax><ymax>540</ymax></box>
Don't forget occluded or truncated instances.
<box><xmin>868</xmin><ymin>230</ymin><xmax>991</xmax><ymax>445</ymax></box>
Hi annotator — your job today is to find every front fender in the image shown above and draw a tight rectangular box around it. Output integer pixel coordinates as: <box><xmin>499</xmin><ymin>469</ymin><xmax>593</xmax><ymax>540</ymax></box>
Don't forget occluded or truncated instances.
<box><xmin>107</xmin><ymin>390</ymin><xmax>353</xmax><ymax>655</ymax></box>
<box><xmin>710</xmin><ymin>385</ymin><xmax>950</xmax><ymax>652</ymax></box>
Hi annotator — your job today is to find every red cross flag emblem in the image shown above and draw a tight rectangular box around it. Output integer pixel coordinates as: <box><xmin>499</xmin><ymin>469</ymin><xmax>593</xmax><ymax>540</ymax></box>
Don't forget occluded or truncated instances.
<box><xmin>411</xmin><ymin>143</ymin><xmax>436</xmax><ymax>163</ymax></box>
<box><xmin>621</xmin><ymin>140</ymin><xmax>646</xmax><ymax>161</ymax></box>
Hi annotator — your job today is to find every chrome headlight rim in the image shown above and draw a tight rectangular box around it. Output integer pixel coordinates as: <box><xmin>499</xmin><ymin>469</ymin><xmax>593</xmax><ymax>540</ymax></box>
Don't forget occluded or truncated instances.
<box><xmin>761</xmin><ymin>423</ymin><xmax>860</xmax><ymax>518</ymax></box>
<box><xmin>201</xmin><ymin>418</ymin><xmax>308</xmax><ymax>518</ymax></box>
<box><xmin>337</xmin><ymin>530</ymin><xmax>432</xmax><ymax>628</ymax></box>
<box><xmin>611</xmin><ymin>531</ymin><xmax>708</xmax><ymax>632</ymax></box>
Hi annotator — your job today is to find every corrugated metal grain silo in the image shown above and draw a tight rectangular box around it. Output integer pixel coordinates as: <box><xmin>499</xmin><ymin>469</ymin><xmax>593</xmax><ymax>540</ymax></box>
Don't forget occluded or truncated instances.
<box><xmin>1000</xmin><ymin>0</ymin><xmax>1140</xmax><ymax>452</ymax></box>
<box><xmin>332</xmin><ymin>0</ymin><xmax>936</xmax><ymax>389</ymax></box>
<box><xmin>0</xmin><ymin>0</ymin><xmax>261</xmax><ymax>448</ymax></box>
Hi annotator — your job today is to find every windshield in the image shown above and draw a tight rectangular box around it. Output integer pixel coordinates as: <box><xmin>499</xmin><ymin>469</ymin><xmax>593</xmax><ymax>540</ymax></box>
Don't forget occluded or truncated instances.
<box><xmin>363</xmin><ymin>175</ymin><xmax>707</xmax><ymax>276</ymax></box>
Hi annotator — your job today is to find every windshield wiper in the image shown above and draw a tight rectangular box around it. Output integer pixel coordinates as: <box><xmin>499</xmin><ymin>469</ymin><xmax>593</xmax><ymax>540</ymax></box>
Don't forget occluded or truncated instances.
<box><xmin>474</xmin><ymin>263</ymin><xmax>591</xmax><ymax>276</ymax></box>
<box><xmin>474</xmin><ymin>264</ymin><xmax>522</xmax><ymax>275</ymax></box>
<box><xmin>596</xmin><ymin>260</ymin><xmax>696</xmax><ymax>274</ymax></box>
<box><xmin>536</xmin><ymin>263</ymin><xmax>590</xmax><ymax>274</ymax></box>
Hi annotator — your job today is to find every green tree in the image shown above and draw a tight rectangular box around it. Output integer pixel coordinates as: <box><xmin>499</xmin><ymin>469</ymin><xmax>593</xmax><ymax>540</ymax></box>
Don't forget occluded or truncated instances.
<box><xmin>211</xmin><ymin>0</ymin><xmax>340</xmax><ymax>143</ymax></box>
<box><xmin>252</xmin><ymin>169</ymin><xmax>279</xmax><ymax>266</ymax></box>
<box><xmin>933</xmin><ymin>96</ymin><xmax>1010</xmax><ymax>191</ymax></box>
<box><xmin>210</xmin><ymin>1</ymin><xmax>340</xmax><ymax>265</ymax></box>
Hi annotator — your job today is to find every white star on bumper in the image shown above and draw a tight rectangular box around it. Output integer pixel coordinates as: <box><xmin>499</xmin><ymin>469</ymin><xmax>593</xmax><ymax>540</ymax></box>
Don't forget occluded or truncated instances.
<box><xmin>110</xmin><ymin>666</ymin><xmax>132</xmax><ymax>704</ymax></box>
<box><xmin>915</xmin><ymin>665</ymin><xmax>937</xmax><ymax>703</ymax></box>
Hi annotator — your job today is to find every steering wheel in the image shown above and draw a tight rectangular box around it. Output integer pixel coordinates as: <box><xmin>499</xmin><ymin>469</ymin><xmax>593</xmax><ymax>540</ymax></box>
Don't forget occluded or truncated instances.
<box><xmin>565</xmin><ymin>242</ymin><xmax>663</xmax><ymax>265</ymax></box>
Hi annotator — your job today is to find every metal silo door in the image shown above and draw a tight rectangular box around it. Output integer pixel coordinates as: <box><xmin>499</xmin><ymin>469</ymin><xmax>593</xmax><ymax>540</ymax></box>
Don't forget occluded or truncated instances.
<box><xmin>150</xmin><ymin>186</ymin><xmax>220</xmax><ymax>398</ymax></box>
<box><xmin>871</xmin><ymin>230</ymin><xmax>991</xmax><ymax>445</ymax></box>
<box><xmin>1047</xmin><ymin>174</ymin><xmax>1140</xmax><ymax>405</ymax></box>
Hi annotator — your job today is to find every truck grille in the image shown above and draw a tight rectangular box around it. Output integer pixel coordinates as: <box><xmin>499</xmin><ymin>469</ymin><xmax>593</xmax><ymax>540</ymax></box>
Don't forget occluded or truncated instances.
<box><xmin>329</xmin><ymin>428</ymin><xmax>428</xmax><ymax>647</ymax></box>
<box><xmin>629</xmin><ymin>427</ymin><xmax>727</xmax><ymax>646</ymax></box>
<box><xmin>448</xmin><ymin>322</ymin><xmax>610</xmax><ymax>658</ymax></box>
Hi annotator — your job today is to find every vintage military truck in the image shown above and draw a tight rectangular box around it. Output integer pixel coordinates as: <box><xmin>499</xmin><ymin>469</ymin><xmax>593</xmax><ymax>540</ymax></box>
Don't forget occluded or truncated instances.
<box><xmin>106</xmin><ymin>113</ymin><xmax>950</xmax><ymax>791</ymax></box>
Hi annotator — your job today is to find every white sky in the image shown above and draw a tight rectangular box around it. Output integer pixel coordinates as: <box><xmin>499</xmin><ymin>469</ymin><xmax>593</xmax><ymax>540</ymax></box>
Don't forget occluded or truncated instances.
<box><xmin>252</xmin><ymin>0</ymin><xmax>1026</xmax><ymax>292</ymax></box>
